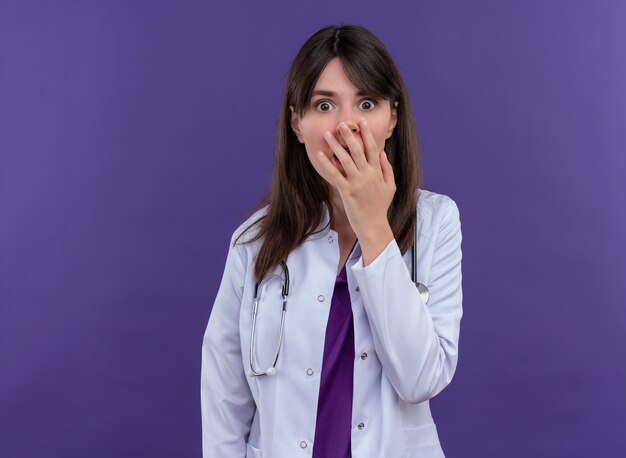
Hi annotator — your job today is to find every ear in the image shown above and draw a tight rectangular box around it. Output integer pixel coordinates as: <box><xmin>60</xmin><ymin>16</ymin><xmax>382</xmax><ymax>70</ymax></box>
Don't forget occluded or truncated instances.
<box><xmin>290</xmin><ymin>106</ymin><xmax>305</xmax><ymax>144</ymax></box>
<box><xmin>385</xmin><ymin>100</ymin><xmax>399</xmax><ymax>140</ymax></box>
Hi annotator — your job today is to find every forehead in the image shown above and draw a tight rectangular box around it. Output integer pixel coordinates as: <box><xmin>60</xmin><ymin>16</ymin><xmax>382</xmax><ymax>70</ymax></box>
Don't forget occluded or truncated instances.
<box><xmin>313</xmin><ymin>58</ymin><xmax>360</xmax><ymax>94</ymax></box>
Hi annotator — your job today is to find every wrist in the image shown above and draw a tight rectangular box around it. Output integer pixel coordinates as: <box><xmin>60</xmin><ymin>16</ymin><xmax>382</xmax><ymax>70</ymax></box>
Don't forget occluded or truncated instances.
<box><xmin>358</xmin><ymin>222</ymin><xmax>394</xmax><ymax>267</ymax></box>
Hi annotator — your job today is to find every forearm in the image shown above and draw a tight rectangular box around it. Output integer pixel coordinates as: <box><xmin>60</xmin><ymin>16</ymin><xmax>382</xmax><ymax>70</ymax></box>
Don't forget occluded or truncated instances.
<box><xmin>352</xmin><ymin>201</ymin><xmax>463</xmax><ymax>403</ymax></box>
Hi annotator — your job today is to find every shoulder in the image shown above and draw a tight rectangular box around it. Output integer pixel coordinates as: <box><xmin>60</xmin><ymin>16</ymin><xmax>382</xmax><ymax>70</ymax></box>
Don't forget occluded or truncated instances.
<box><xmin>218</xmin><ymin>205</ymin><xmax>269</xmax><ymax>275</ymax></box>
<box><xmin>417</xmin><ymin>188</ymin><xmax>458</xmax><ymax>213</ymax></box>
<box><xmin>230</xmin><ymin>205</ymin><xmax>270</xmax><ymax>247</ymax></box>
<box><xmin>416</xmin><ymin>188</ymin><xmax>461</xmax><ymax>237</ymax></box>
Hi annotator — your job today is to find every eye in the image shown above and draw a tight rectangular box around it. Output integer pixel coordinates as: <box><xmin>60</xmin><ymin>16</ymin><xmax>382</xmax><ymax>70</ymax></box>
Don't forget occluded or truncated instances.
<box><xmin>359</xmin><ymin>99</ymin><xmax>376</xmax><ymax>111</ymax></box>
<box><xmin>314</xmin><ymin>100</ymin><xmax>334</xmax><ymax>112</ymax></box>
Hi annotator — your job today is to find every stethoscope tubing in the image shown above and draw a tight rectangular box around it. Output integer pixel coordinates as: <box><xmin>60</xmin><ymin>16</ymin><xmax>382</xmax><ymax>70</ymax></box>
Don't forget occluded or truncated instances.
<box><xmin>248</xmin><ymin>241</ymin><xmax>428</xmax><ymax>377</ymax></box>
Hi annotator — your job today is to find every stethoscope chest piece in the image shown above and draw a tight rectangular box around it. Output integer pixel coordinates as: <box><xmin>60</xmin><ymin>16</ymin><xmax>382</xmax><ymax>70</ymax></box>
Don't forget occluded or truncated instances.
<box><xmin>411</xmin><ymin>240</ymin><xmax>430</xmax><ymax>304</ymax></box>
<box><xmin>416</xmin><ymin>282</ymin><xmax>430</xmax><ymax>304</ymax></box>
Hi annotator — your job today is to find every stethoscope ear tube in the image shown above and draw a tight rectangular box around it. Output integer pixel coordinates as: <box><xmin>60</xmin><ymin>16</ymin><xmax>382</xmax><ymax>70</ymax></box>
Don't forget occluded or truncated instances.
<box><xmin>248</xmin><ymin>262</ymin><xmax>289</xmax><ymax>377</ymax></box>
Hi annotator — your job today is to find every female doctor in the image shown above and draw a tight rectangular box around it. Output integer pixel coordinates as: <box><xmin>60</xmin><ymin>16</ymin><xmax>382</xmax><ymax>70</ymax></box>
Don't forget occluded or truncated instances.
<box><xmin>201</xmin><ymin>24</ymin><xmax>463</xmax><ymax>458</ymax></box>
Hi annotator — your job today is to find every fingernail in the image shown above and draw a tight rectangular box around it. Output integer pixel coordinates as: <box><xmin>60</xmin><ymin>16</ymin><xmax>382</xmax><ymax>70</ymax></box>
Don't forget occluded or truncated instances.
<box><xmin>324</xmin><ymin>131</ymin><xmax>332</xmax><ymax>139</ymax></box>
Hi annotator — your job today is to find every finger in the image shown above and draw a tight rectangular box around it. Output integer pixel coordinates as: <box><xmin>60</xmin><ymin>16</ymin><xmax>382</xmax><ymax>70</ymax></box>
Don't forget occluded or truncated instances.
<box><xmin>380</xmin><ymin>150</ymin><xmax>396</xmax><ymax>189</ymax></box>
<box><xmin>323</xmin><ymin>131</ymin><xmax>358</xmax><ymax>176</ymax></box>
<box><xmin>338</xmin><ymin>122</ymin><xmax>368</xmax><ymax>170</ymax></box>
<box><xmin>316</xmin><ymin>151</ymin><xmax>349</xmax><ymax>188</ymax></box>
<box><xmin>359</xmin><ymin>118</ymin><xmax>381</xmax><ymax>167</ymax></box>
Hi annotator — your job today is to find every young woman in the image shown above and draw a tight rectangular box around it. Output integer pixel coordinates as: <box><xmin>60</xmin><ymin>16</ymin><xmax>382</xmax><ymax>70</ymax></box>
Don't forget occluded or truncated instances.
<box><xmin>201</xmin><ymin>24</ymin><xmax>463</xmax><ymax>458</ymax></box>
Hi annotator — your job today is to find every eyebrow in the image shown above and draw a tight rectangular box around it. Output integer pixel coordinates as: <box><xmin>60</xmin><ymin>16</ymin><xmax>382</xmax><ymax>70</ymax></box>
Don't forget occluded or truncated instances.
<box><xmin>311</xmin><ymin>89</ymin><xmax>371</xmax><ymax>97</ymax></box>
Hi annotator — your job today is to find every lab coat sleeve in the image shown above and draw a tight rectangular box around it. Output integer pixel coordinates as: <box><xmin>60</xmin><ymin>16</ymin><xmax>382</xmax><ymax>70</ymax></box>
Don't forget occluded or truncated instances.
<box><xmin>201</xmin><ymin>235</ymin><xmax>255</xmax><ymax>457</ymax></box>
<box><xmin>351</xmin><ymin>198</ymin><xmax>463</xmax><ymax>404</ymax></box>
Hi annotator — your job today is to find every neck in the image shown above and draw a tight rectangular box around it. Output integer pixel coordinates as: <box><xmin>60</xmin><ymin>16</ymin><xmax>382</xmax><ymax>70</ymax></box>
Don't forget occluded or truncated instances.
<box><xmin>328</xmin><ymin>188</ymin><xmax>355</xmax><ymax>237</ymax></box>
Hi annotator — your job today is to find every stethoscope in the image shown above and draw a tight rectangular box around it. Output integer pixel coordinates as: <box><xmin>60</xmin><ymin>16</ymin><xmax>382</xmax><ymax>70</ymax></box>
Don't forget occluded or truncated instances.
<box><xmin>248</xmin><ymin>240</ymin><xmax>429</xmax><ymax>377</ymax></box>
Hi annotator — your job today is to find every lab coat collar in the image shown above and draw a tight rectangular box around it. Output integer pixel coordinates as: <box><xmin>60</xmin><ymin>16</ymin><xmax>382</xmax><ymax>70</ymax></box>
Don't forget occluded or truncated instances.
<box><xmin>306</xmin><ymin>201</ymin><xmax>363</xmax><ymax>261</ymax></box>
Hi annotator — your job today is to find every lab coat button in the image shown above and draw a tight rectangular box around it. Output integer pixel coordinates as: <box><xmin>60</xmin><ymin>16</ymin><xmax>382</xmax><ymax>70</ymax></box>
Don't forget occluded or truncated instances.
<box><xmin>328</xmin><ymin>235</ymin><xmax>334</xmax><ymax>243</ymax></box>
<box><xmin>360</xmin><ymin>352</ymin><xmax>368</xmax><ymax>361</ymax></box>
<box><xmin>357</xmin><ymin>422</ymin><xmax>365</xmax><ymax>430</ymax></box>
<box><xmin>300</xmin><ymin>440</ymin><xmax>308</xmax><ymax>448</ymax></box>
<box><xmin>317</xmin><ymin>295</ymin><xmax>325</xmax><ymax>302</ymax></box>
<box><xmin>355</xmin><ymin>286</ymin><xmax>360</xmax><ymax>292</ymax></box>
<box><xmin>306</xmin><ymin>368</ymin><xmax>314</xmax><ymax>376</ymax></box>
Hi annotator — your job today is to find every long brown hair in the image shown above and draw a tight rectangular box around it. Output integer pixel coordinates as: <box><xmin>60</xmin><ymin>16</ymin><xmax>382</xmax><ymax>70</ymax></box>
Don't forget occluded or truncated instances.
<box><xmin>235</xmin><ymin>24</ymin><xmax>422</xmax><ymax>282</ymax></box>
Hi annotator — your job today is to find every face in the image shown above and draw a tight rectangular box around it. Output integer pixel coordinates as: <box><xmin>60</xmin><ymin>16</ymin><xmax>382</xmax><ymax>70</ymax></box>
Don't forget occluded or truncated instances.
<box><xmin>290</xmin><ymin>57</ymin><xmax>398</xmax><ymax>181</ymax></box>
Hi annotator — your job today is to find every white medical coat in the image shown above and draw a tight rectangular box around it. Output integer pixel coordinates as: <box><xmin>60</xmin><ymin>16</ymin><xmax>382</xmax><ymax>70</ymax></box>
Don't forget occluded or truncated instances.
<box><xmin>201</xmin><ymin>189</ymin><xmax>463</xmax><ymax>458</ymax></box>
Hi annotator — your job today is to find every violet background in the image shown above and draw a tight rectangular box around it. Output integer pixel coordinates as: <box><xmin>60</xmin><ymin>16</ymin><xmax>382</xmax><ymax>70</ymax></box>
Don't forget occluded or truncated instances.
<box><xmin>1</xmin><ymin>1</ymin><xmax>625</xmax><ymax>457</ymax></box>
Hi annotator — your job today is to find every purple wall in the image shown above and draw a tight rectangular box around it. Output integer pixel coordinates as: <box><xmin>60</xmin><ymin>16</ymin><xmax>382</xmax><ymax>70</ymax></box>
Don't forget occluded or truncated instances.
<box><xmin>1</xmin><ymin>1</ymin><xmax>625</xmax><ymax>457</ymax></box>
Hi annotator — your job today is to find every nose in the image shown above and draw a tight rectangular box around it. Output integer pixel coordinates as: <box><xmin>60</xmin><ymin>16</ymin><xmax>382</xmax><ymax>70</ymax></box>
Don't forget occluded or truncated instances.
<box><xmin>335</xmin><ymin>119</ymin><xmax>360</xmax><ymax>138</ymax></box>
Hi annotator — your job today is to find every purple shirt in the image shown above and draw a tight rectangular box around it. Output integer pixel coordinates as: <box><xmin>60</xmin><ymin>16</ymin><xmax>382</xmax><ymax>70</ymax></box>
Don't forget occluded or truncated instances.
<box><xmin>312</xmin><ymin>260</ymin><xmax>355</xmax><ymax>458</ymax></box>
